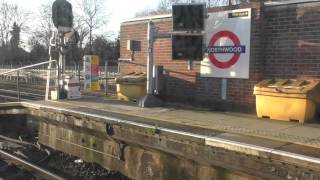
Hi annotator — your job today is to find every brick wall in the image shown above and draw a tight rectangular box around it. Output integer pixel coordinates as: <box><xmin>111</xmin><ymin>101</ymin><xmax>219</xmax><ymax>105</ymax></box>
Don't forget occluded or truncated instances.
<box><xmin>119</xmin><ymin>2</ymin><xmax>320</xmax><ymax>112</ymax></box>
<box><xmin>263</xmin><ymin>2</ymin><xmax>320</xmax><ymax>79</ymax></box>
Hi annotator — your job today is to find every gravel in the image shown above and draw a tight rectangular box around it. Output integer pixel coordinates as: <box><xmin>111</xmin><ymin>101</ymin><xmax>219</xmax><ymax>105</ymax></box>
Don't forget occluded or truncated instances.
<box><xmin>42</xmin><ymin>151</ymin><xmax>131</xmax><ymax>180</ymax></box>
<box><xmin>0</xmin><ymin>116</ymin><xmax>131</xmax><ymax>180</ymax></box>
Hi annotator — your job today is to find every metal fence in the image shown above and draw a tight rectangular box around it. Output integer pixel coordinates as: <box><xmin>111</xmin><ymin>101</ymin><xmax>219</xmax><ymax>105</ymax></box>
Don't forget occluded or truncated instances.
<box><xmin>0</xmin><ymin>64</ymin><xmax>120</xmax><ymax>101</ymax></box>
<box><xmin>0</xmin><ymin>61</ymin><xmax>57</xmax><ymax>101</ymax></box>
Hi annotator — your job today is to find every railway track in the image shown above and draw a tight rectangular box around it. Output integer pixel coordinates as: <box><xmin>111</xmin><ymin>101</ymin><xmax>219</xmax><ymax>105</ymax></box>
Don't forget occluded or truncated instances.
<box><xmin>0</xmin><ymin>149</ymin><xmax>65</xmax><ymax>180</ymax></box>
<box><xmin>0</xmin><ymin>123</ymin><xmax>66</xmax><ymax>180</ymax></box>
<box><xmin>0</xmin><ymin>81</ymin><xmax>46</xmax><ymax>102</ymax></box>
<box><xmin>0</xmin><ymin>116</ymin><xmax>129</xmax><ymax>180</ymax></box>
<box><xmin>0</xmin><ymin>80</ymin><xmax>117</xmax><ymax>102</ymax></box>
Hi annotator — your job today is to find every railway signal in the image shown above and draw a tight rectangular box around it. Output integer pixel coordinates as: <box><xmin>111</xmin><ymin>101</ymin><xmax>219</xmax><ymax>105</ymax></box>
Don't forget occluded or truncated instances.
<box><xmin>46</xmin><ymin>0</ymin><xmax>77</xmax><ymax>100</ymax></box>
<box><xmin>172</xmin><ymin>4</ymin><xmax>206</xmax><ymax>62</ymax></box>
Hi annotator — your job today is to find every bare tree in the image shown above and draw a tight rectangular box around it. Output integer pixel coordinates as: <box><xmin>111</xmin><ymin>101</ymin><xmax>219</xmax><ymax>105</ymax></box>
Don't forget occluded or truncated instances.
<box><xmin>10</xmin><ymin>22</ymin><xmax>20</xmax><ymax>49</ymax></box>
<box><xmin>84</xmin><ymin>35</ymin><xmax>119</xmax><ymax>63</ymax></box>
<box><xmin>157</xmin><ymin>0</ymin><xmax>186</xmax><ymax>13</ymax></box>
<box><xmin>33</xmin><ymin>1</ymin><xmax>54</xmax><ymax>48</ymax></box>
<box><xmin>76</xmin><ymin>0</ymin><xmax>107</xmax><ymax>53</ymax></box>
<box><xmin>0</xmin><ymin>2</ymin><xmax>29</xmax><ymax>47</ymax></box>
<box><xmin>71</xmin><ymin>15</ymin><xmax>89</xmax><ymax>64</ymax></box>
<box><xmin>135</xmin><ymin>7</ymin><xmax>158</xmax><ymax>17</ymax></box>
<box><xmin>201</xmin><ymin>0</ymin><xmax>250</xmax><ymax>7</ymax></box>
<box><xmin>136</xmin><ymin>0</ymin><xmax>186</xmax><ymax>16</ymax></box>
<box><xmin>0</xmin><ymin>2</ymin><xmax>15</xmax><ymax>46</ymax></box>
<box><xmin>135</xmin><ymin>0</ymin><xmax>216</xmax><ymax>17</ymax></box>
<box><xmin>34</xmin><ymin>1</ymin><xmax>86</xmax><ymax>49</ymax></box>
<box><xmin>73</xmin><ymin>15</ymin><xmax>89</xmax><ymax>50</ymax></box>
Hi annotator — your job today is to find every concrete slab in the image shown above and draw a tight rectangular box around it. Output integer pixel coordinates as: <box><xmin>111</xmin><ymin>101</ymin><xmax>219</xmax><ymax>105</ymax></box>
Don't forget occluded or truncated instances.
<box><xmin>19</xmin><ymin>97</ymin><xmax>320</xmax><ymax>149</ymax></box>
<box><xmin>279</xmin><ymin>125</ymin><xmax>320</xmax><ymax>140</ymax></box>
<box><xmin>213</xmin><ymin>132</ymin><xmax>287</xmax><ymax>150</ymax></box>
<box><xmin>276</xmin><ymin>143</ymin><xmax>320</xmax><ymax>159</ymax></box>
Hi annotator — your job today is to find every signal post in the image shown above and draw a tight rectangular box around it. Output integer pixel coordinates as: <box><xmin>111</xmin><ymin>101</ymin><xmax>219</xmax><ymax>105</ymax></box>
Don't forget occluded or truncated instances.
<box><xmin>139</xmin><ymin>3</ymin><xmax>206</xmax><ymax>107</ymax></box>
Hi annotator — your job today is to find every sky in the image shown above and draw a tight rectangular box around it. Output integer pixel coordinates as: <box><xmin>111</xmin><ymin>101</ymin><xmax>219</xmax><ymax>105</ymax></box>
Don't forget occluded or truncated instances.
<box><xmin>5</xmin><ymin>0</ymin><xmax>160</xmax><ymax>35</ymax></box>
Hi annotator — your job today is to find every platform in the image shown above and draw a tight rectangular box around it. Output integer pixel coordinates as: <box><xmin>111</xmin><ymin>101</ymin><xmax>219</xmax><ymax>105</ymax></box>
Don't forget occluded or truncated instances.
<box><xmin>2</xmin><ymin>97</ymin><xmax>320</xmax><ymax>179</ymax></box>
<box><xmin>30</xmin><ymin>97</ymin><xmax>320</xmax><ymax>149</ymax></box>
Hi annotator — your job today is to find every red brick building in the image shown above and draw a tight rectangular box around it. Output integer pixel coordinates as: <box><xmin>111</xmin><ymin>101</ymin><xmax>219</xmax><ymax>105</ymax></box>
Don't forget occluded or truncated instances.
<box><xmin>119</xmin><ymin>1</ymin><xmax>320</xmax><ymax>112</ymax></box>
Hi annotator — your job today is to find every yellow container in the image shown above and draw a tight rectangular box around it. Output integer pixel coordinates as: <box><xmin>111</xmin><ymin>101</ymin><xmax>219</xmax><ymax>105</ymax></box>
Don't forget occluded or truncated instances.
<box><xmin>116</xmin><ymin>72</ymin><xmax>147</xmax><ymax>101</ymax></box>
<box><xmin>254</xmin><ymin>79</ymin><xmax>320</xmax><ymax>123</ymax></box>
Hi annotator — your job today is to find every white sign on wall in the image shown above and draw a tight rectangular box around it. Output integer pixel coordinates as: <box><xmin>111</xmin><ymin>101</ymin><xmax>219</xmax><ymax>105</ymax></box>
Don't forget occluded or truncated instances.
<box><xmin>200</xmin><ymin>8</ymin><xmax>251</xmax><ymax>79</ymax></box>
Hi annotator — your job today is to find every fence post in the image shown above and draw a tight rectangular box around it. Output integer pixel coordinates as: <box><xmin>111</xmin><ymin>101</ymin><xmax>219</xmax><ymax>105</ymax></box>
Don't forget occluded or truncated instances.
<box><xmin>105</xmin><ymin>61</ymin><xmax>108</xmax><ymax>96</ymax></box>
<box><xmin>78</xmin><ymin>63</ymin><xmax>80</xmax><ymax>82</ymax></box>
<box><xmin>17</xmin><ymin>71</ymin><xmax>21</xmax><ymax>102</ymax></box>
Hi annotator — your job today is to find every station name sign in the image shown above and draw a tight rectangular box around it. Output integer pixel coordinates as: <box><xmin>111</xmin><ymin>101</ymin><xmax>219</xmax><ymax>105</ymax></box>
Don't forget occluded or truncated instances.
<box><xmin>200</xmin><ymin>8</ymin><xmax>252</xmax><ymax>79</ymax></box>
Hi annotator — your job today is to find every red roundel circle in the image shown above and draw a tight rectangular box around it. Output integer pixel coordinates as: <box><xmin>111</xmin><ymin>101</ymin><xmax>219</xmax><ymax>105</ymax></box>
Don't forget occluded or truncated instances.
<box><xmin>208</xmin><ymin>31</ymin><xmax>241</xmax><ymax>69</ymax></box>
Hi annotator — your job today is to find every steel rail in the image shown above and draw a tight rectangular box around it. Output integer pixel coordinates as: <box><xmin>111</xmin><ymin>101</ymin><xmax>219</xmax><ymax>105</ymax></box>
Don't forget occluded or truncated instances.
<box><xmin>0</xmin><ymin>149</ymin><xmax>65</xmax><ymax>180</ymax></box>
<box><xmin>0</xmin><ymin>89</ymin><xmax>44</xmax><ymax>97</ymax></box>
<box><xmin>0</xmin><ymin>83</ymin><xmax>47</xmax><ymax>92</ymax></box>
<box><xmin>0</xmin><ymin>94</ymin><xmax>39</xmax><ymax>102</ymax></box>
<box><xmin>0</xmin><ymin>94</ymin><xmax>22</xmax><ymax>101</ymax></box>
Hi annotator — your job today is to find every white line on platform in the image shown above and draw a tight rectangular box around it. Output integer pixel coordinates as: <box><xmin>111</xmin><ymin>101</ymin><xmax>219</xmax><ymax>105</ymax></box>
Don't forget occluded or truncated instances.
<box><xmin>205</xmin><ymin>136</ymin><xmax>320</xmax><ymax>164</ymax></box>
<box><xmin>19</xmin><ymin>102</ymin><xmax>320</xmax><ymax>166</ymax></box>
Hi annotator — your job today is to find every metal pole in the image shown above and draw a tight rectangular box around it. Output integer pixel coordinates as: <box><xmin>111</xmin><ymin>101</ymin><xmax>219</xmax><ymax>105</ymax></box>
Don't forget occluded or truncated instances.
<box><xmin>61</xmin><ymin>53</ymin><xmax>66</xmax><ymax>81</ymax></box>
<box><xmin>57</xmin><ymin>32</ymin><xmax>65</xmax><ymax>100</ymax></box>
<box><xmin>16</xmin><ymin>71</ymin><xmax>20</xmax><ymax>102</ymax></box>
<box><xmin>221</xmin><ymin>79</ymin><xmax>227</xmax><ymax>100</ymax></box>
<box><xmin>57</xmin><ymin>53</ymin><xmax>61</xmax><ymax>100</ymax></box>
<box><xmin>45</xmin><ymin>38</ymin><xmax>53</xmax><ymax>101</ymax></box>
<box><xmin>105</xmin><ymin>61</ymin><xmax>108</xmax><ymax>96</ymax></box>
<box><xmin>78</xmin><ymin>63</ymin><xmax>80</xmax><ymax>86</ymax></box>
<box><xmin>188</xmin><ymin>60</ymin><xmax>193</xmax><ymax>71</ymax></box>
<box><xmin>45</xmin><ymin>59</ymin><xmax>51</xmax><ymax>101</ymax></box>
<box><xmin>147</xmin><ymin>21</ymin><xmax>155</xmax><ymax>95</ymax></box>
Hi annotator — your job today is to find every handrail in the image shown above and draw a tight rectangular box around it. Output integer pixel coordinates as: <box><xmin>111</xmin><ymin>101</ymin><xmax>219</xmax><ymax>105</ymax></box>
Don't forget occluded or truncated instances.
<box><xmin>0</xmin><ymin>60</ymin><xmax>56</xmax><ymax>76</ymax></box>
<box><xmin>0</xmin><ymin>60</ymin><xmax>56</xmax><ymax>102</ymax></box>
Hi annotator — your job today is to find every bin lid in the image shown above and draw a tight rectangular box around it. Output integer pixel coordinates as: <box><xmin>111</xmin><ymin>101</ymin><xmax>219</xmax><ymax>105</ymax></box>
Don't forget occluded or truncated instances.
<box><xmin>254</xmin><ymin>79</ymin><xmax>320</xmax><ymax>100</ymax></box>
<box><xmin>116</xmin><ymin>72</ymin><xmax>147</xmax><ymax>84</ymax></box>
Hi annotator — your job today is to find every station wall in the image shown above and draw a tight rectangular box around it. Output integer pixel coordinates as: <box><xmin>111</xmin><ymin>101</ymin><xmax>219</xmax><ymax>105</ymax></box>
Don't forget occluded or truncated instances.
<box><xmin>263</xmin><ymin>2</ymin><xmax>320</xmax><ymax>79</ymax></box>
<box><xmin>119</xmin><ymin>1</ymin><xmax>320</xmax><ymax>112</ymax></box>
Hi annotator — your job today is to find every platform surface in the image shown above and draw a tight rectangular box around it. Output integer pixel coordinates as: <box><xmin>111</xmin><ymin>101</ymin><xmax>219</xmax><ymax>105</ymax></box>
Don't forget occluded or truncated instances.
<box><xmin>8</xmin><ymin>96</ymin><xmax>320</xmax><ymax>180</ymax></box>
<box><xmin>22</xmin><ymin>97</ymin><xmax>320</xmax><ymax>148</ymax></box>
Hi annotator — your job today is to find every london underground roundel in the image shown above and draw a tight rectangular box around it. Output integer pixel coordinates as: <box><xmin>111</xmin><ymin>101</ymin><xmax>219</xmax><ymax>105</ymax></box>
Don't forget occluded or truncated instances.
<box><xmin>206</xmin><ymin>31</ymin><xmax>246</xmax><ymax>69</ymax></box>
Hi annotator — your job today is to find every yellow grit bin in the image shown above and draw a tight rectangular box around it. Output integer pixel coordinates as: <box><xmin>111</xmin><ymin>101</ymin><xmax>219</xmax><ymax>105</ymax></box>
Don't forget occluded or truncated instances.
<box><xmin>116</xmin><ymin>72</ymin><xmax>147</xmax><ymax>101</ymax></box>
<box><xmin>254</xmin><ymin>79</ymin><xmax>320</xmax><ymax>123</ymax></box>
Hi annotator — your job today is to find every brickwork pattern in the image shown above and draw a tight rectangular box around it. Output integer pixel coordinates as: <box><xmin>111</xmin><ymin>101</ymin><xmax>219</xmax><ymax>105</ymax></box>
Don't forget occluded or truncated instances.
<box><xmin>119</xmin><ymin>2</ymin><xmax>320</xmax><ymax>112</ymax></box>
<box><xmin>263</xmin><ymin>2</ymin><xmax>320</xmax><ymax>79</ymax></box>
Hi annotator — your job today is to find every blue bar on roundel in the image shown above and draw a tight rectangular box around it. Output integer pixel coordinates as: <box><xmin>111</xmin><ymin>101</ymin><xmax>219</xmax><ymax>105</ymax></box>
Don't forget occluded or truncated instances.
<box><xmin>206</xmin><ymin>45</ymin><xmax>246</xmax><ymax>54</ymax></box>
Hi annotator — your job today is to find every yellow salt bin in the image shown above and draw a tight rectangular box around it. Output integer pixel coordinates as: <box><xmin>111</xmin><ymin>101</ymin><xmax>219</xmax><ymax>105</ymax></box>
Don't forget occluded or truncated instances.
<box><xmin>254</xmin><ymin>79</ymin><xmax>320</xmax><ymax>123</ymax></box>
<box><xmin>115</xmin><ymin>72</ymin><xmax>147</xmax><ymax>101</ymax></box>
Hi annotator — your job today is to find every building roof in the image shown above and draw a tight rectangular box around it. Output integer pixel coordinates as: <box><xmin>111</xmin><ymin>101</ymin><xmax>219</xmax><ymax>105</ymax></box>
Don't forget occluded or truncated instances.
<box><xmin>122</xmin><ymin>14</ymin><xmax>172</xmax><ymax>24</ymax></box>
